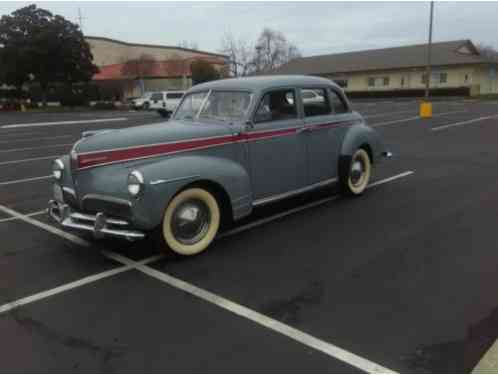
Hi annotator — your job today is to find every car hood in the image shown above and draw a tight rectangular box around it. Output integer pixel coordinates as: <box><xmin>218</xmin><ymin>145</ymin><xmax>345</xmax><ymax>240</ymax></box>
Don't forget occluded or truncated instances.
<box><xmin>74</xmin><ymin>120</ymin><xmax>233</xmax><ymax>155</ymax></box>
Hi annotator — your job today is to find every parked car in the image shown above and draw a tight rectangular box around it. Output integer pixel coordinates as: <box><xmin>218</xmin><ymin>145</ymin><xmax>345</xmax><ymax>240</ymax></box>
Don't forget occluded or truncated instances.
<box><xmin>48</xmin><ymin>75</ymin><xmax>391</xmax><ymax>256</ymax></box>
<box><xmin>153</xmin><ymin>91</ymin><xmax>185</xmax><ymax>118</ymax></box>
<box><xmin>131</xmin><ymin>92</ymin><xmax>153</xmax><ymax>109</ymax></box>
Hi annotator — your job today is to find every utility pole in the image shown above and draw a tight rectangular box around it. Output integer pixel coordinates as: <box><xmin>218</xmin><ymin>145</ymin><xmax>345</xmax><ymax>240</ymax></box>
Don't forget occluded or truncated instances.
<box><xmin>424</xmin><ymin>1</ymin><xmax>434</xmax><ymax>99</ymax></box>
<box><xmin>420</xmin><ymin>1</ymin><xmax>434</xmax><ymax>118</ymax></box>
<box><xmin>77</xmin><ymin>8</ymin><xmax>84</xmax><ymax>33</ymax></box>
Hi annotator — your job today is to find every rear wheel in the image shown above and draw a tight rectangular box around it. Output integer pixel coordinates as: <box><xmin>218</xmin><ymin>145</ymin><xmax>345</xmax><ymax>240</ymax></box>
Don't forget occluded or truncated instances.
<box><xmin>159</xmin><ymin>188</ymin><xmax>220</xmax><ymax>256</ymax></box>
<box><xmin>340</xmin><ymin>148</ymin><xmax>371</xmax><ymax>196</ymax></box>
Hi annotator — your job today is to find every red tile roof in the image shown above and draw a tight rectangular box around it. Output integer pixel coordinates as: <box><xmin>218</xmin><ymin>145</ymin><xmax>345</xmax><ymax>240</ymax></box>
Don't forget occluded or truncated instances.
<box><xmin>93</xmin><ymin>57</ymin><xmax>225</xmax><ymax>81</ymax></box>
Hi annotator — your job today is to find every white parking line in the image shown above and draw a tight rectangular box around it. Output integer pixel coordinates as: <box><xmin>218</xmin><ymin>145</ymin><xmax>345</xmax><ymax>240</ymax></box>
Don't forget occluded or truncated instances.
<box><xmin>364</xmin><ymin>110</ymin><xmax>415</xmax><ymax>119</ymax></box>
<box><xmin>0</xmin><ymin>209</ymin><xmax>47</xmax><ymax>223</ymax></box>
<box><xmin>0</xmin><ymin>175</ymin><xmax>52</xmax><ymax>186</ymax></box>
<box><xmin>0</xmin><ymin>143</ymin><xmax>73</xmax><ymax>153</ymax></box>
<box><xmin>0</xmin><ymin>117</ymin><xmax>127</xmax><ymax>129</ymax></box>
<box><xmin>0</xmin><ymin>135</ymin><xmax>73</xmax><ymax>144</ymax></box>
<box><xmin>431</xmin><ymin>114</ymin><xmax>498</xmax><ymax>131</ymax></box>
<box><xmin>372</xmin><ymin>110</ymin><xmax>466</xmax><ymax>128</ymax></box>
<box><xmin>0</xmin><ymin>254</ymin><xmax>163</xmax><ymax>315</ymax></box>
<box><xmin>0</xmin><ymin>156</ymin><xmax>59</xmax><ymax>166</ymax></box>
<box><xmin>103</xmin><ymin>250</ymin><xmax>395</xmax><ymax>373</ymax></box>
<box><xmin>219</xmin><ymin>171</ymin><xmax>415</xmax><ymax>239</ymax></box>
<box><xmin>0</xmin><ymin>204</ymin><xmax>90</xmax><ymax>246</ymax></box>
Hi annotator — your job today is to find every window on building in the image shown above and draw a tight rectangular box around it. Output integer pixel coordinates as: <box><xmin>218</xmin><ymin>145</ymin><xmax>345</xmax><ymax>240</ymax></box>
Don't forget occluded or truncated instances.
<box><xmin>329</xmin><ymin>90</ymin><xmax>349</xmax><ymax>114</ymax></box>
<box><xmin>464</xmin><ymin>74</ymin><xmax>470</xmax><ymax>83</ymax></box>
<box><xmin>368</xmin><ymin>77</ymin><xmax>375</xmax><ymax>87</ymax></box>
<box><xmin>383</xmin><ymin>77</ymin><xmax>390</xmax><ymax>86</ymax></box>
<box><xmin>301</xmin><ymin>88</ymin><xmax>332</xmax><ymax>117</ymax></box>
<box><xmin>401</xmin><ymin>77</ymin><xmax>405</xmax><ymax>87</ymax></box>
<box><xmin>439</xmin><ymin>73</ymin><xmax>447</xmax><ymax>83</ymax></box>
<box><xmin>421</xmin><ymin>74</ymin><xmax>428</xmax><ymax>84</ymax></box>
<box><xmin>254</xmin><ymin>89</ymin><xmax>297</xmax><ymax>123</ymax></box>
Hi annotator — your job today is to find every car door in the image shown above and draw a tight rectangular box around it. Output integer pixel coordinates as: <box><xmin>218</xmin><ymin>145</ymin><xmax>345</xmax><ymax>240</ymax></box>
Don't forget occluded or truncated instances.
<box><xmin>149</xmin><ymin>92</ymin><xmax>163</xmax><ymax>109</ymax></box>
<box><xmin>246</xmin><ymin>88</ymin><xmax>307</xmax><ymax>203</ymax></box>
<box><xmin>301</xmin><ymin>87</ymin><xmax>348</xmax><ymax>185</ymax></box>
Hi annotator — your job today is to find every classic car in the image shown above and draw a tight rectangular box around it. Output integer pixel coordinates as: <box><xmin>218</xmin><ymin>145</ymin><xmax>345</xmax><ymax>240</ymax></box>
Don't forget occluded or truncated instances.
<box><xmin>49</xmin><ymin>75</ymin><xmax>391</xmax><ymax>256</ymax></box>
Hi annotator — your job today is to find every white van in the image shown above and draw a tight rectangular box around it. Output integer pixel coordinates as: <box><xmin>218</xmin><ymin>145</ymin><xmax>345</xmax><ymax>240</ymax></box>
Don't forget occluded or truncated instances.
<box><xmin>147</xmin><ymin>91</ymin><xmax>185</xmax><ymax>117</ymax></box>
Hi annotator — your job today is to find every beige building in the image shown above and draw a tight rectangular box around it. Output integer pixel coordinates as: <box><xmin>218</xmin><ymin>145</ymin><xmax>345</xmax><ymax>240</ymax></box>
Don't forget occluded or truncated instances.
<box><xmin>85</xmin><ymin>36</ymin><xmax>228</xmax><ymax>99</ymax></box>
<box><xmin>274</xmin><ymin>40</ymin><xmax>498</xmax><ymax>96</ymax></box>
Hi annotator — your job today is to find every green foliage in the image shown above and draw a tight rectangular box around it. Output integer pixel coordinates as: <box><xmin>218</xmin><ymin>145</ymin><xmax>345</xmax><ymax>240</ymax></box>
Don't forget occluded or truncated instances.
<box><xmin>0</xmin><ymin>4</ymin><xmax>98</xmax><ymax>103</ymax></box>
<box><xmin>191</xmin><ymin>59</ymin><xmax>220</xmax><ymax>85</ymax></box>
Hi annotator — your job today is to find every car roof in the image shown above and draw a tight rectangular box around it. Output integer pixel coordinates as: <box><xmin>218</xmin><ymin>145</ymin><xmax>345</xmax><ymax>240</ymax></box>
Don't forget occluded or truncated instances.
<box><xmin>189</xmin><ymin>75</ymin><xmax>341</xmax><ymax>93</ymax></box>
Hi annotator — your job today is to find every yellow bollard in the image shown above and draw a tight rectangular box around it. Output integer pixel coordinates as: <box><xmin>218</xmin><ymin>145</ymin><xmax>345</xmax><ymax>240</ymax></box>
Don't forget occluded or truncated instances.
<box><xmin>419</xmin><ymin>101</ymin><xmax>432</xmax><ymax>118</ymax></box>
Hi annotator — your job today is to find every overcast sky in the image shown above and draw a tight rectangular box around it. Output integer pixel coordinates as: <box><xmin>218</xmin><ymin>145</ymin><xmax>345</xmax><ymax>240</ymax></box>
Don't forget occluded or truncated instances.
<box><xmin>1</xmin><ymin>1</ymin><xmax>498</xmax><ymax>56</ymax></box>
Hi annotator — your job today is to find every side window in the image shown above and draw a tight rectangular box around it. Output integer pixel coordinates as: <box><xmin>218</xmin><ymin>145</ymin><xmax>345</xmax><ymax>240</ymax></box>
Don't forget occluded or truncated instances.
<box><xmin>254</xmin><ymin>89</ymin><xmax>297</xmax><ymax>123</ymax></box>
<box><xmin>301</xmin><ymin>88</ymin><xmax>332</xmax><ymax>117</ymax></box>
<box><xmin>329</xmin><ymin>90</ymin><xmax>349</xmax><ymax>114</ymax></box>
<box><xmin>150</xmin><ymin>92</ymin><xmax>163</xmax><ymax>101</ymax></box>
<box><xmin>167</xmin><ymin>93</ymin><xmax>184</xmax><ymax>99</ymax></box>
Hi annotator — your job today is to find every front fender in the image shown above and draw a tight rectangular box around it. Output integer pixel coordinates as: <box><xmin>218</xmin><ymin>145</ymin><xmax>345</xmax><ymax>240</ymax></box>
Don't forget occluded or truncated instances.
<box><xmin>340</xmin><ymin>122</ymin><xmax>385</xmax><ymax>164</ymax></box>
<box><xmin>132</xmin><ymin>155</ymin><xmax>252</xmax><ymax>230</ymax></box>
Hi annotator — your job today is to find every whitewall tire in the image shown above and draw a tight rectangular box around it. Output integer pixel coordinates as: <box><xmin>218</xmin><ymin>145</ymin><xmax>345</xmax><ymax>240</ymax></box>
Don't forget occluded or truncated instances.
<box><xmin>343</xmin><ymin>148</ymin><xmax>371</xmax><ymax>195</ymax></box>
<box><xmin>161</xmin><ymin>188</ymin><xmax>220</xmax><ymax>256</ymax></box>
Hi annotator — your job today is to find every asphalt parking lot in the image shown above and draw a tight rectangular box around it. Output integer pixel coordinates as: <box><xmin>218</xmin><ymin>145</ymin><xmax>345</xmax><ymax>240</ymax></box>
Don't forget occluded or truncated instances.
<box><xmin>1</xmin><ymin>100</ymin><xmax>498</xmax><ymax>373</ymax></box>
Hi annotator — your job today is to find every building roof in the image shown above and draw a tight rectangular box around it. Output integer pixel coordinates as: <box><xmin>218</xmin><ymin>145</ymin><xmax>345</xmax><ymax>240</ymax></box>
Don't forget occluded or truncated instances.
<box><xmin>93</xmin><ymin>57</ymin><xmax>225</xmax><ymax>81</ymax></box>
<box><xmin>190</xmin><ymin>75</ymin><xmax>340</xmax><ymax>92</ymax></box>
<box><xmin>274</xmin><ymin>40</ymin><xmax>491</xmax><ymax>76</ymax></box>
<box><xmin>86</xmin><ymin>36</ymin><xmax>228</xmax><ymax>60</ymax></box>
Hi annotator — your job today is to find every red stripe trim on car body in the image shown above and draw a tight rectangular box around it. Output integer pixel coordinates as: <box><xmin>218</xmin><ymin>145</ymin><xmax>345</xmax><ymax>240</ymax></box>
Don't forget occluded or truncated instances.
<box><xmin>77</xmin><ymin>120</ymin><xmax>355</xmax><ymax>170</ymax></box>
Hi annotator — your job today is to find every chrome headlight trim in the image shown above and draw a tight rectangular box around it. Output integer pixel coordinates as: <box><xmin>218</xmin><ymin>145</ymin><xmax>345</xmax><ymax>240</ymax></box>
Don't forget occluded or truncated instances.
<box><xmin>127</xmin><ymin>170</ymin><xmax>145</xmax><ymax>198</ymax></box>
<box><xmin>52</xmin><ymin>159</ymin><xmax>64</xmax><ymax>180</ymax></box>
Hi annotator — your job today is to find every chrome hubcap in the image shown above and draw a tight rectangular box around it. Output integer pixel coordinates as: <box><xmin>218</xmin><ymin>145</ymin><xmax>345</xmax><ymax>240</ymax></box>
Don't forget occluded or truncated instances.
<box><xmin>350</xmin><ymin>159</ymin><xmax>365</xmax><ymax>186</ymax></box>
<box><xmin>171</xmin><ymin>199</ymin><xmax>211</xmax><ymax>245</ymax></box>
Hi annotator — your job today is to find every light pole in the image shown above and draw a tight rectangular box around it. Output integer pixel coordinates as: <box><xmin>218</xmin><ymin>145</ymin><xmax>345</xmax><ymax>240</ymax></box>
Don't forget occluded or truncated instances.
<box><xmin>420</xmin><ymin>1</ymin><xmax>434</xmax><ymax>118</ymax></box>
<box><xmin>424</xmin><ymin>1</ymin><xmax>434</xmax><ymax>99</ymax></box>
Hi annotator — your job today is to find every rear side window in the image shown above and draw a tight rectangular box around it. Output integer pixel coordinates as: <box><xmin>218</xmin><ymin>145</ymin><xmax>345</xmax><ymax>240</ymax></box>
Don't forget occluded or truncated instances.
<box><xmin>329</xmin><ymin>90</ymin><xmax>349</xmax><ymax>114</ymax></box>
<box><xmin>150</xmin><ymin>92</ymin><xmax>164</xmax><ymax>101</ymax></box>
<box><xmin>254</xmin><ymin>89</ymin><xmax>297</xmax><ymax>123</ymax></box>
<box><xmin>167</xmin><ymin>93</ymin><xmax>184</xmax><ymax>99</ymax></box>
<box><xmin>301</xmin><ymin>88</ymin><xmax>331</xmax><ymax>117</ymax></box>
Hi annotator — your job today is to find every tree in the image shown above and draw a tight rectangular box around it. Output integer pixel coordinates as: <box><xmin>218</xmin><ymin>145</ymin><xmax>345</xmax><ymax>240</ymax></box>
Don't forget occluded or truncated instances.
<box><xmin>220</xmin><ymin>31</ymin><xmax>254</xmax><ymax>77</ymax></box>
<box><xmin>190</xmin><ymin>59</ymin><xmax>220</xmax><ymax>85</ymax></box>
<box><xmin>0</xmin><ymin>4</ymin><xmax>98</xmax><ymax>105</ymax></box>
<box><xmin>178</xmin><ymin>40</ymin><xmax>199</xmax><ymax>50</ymax></box>
<box><xmin>253</xmin><ymin>28</ymin><xmax>301</xmax><ymax>74</ymax></box>
<box><xmin>476</xmin><ymin>43</ymin><xmax>498</xmax><ymax>62</ymax></box>
<box><xmin>219</xmin><ymin>28</ymin><xmax>301</xmax><ymax>76</ymax></box>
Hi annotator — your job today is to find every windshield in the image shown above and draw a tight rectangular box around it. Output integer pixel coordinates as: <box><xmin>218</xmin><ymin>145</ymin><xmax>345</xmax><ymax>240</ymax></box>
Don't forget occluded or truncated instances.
<box><xmin>174</xmin><ymin>91</ymin><xmax>253</xmax><ymax>123</ymax></box>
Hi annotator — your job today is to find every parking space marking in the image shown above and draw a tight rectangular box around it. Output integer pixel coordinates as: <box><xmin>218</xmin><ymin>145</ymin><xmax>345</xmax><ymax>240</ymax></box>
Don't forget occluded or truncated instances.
<box><xmin>364</xmin><ymin>110</ymin><xmax>415</xmax><ymax>119</ymax></box>
<box><xmin>431</xmin><ymin>114</ymin><xmax>498</xmax><ymax>131</ymax></box>
<box><xmin>103</xmin><ymin>250</ymin><xmax>395</xmax><ymax>373</ymax></box>
<box><xmin>473</xmin><ymin>339</ymin><xmax>498</xmax><ymax>373</ymax></box>
<box><xmin>219</xmin><ymin>170</ymin><xmax>414</xmax><ymax>239</ymax></box>
<box><xmin>0</xmin><ymin>156</ymin><xmax>59</xmax><ymax>166</ymax></box>
<box><xmin>0</xmin><ymin>117</ymin><xmax>128</xmax><ymax>129</ymax></box>
<box><xmin>372</xmin><ymin>110</ymin><xmax>466</xmax><ymax>128</ymax></box>
<box><xmin>0</xmin><ymin>135</ymin><xmax>73</xmax><ymax>144</ymax></box>
<box><xmin>0</xmin><ymin>254</ymin><xmax>163</xmax><ymax>315</ymax></box>
<box><xmin>0</xmin><ymin>143</ymin><xmax>72</xmax><ymax>153</ymax></box>
<box><xmin>0</xmin><ymin>209</ymin><xmax>46</xmax><ymax>223</ymax></box>
<box><xmin>0</xmin><ymin>175</ymin><xmax>51</xmax><ymax>186</ymax></box>
<box><xmin>0</xmin><ymin>204</ymin><xmax>90</xmax><ymax>247</ymax></box>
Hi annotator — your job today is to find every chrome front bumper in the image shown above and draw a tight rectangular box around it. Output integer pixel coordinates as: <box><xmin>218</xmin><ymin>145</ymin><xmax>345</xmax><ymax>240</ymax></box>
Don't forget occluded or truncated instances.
<box><xmin>48</xmin><ymin>200</ymin><xmax>145</xmax><ymax>241</ymax></box>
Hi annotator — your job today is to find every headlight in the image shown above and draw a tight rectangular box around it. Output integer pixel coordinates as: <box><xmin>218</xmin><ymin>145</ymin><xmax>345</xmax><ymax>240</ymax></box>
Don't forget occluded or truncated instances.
<box><xmin>127</xmin><ymin>170</ymin><xmax>144</xmax><ymax>198</ymax></box>
<box><xmin>52</xmin><ymin>159</ymin><xmax>64</xmax><ymax>180</ymax></box>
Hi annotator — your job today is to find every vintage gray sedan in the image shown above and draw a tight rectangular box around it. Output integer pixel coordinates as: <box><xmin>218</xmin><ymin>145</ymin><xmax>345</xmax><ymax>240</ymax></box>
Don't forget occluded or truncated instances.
<box><xmin>49</xmin><ymin>75</ymin><xmax>391</xmax><ymax>255</ymax></box>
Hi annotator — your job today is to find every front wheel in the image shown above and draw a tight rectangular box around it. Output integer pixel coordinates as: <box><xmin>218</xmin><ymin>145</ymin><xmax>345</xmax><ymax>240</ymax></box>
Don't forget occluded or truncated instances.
<box><xmin>340</xmin><ymin>148</ymin><xmax>371</xmax><ymax>196</ymax></box>
<box><xmin>159</xmin><ymin>188</ymin><xmax>220</xmax><ymax>256</ymax></box>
